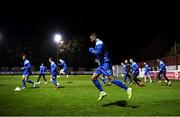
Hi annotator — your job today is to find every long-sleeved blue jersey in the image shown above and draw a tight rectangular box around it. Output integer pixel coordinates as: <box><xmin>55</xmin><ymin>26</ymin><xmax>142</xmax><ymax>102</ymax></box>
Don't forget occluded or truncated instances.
<box><xmin>159</xmin><ymin>60</ymin><xmax>166</xmax><ymax>72</ymax></box>
<box><xmin>22</xmin><ymin>59</ymin><xmax>31</xmax><ymax>75</ymax></box>
<box><xmin>40</xmin><ymin>65</ymin><xmax>46</xmax><ymax>74</ymax></box>
<box><xmin>89</xmin><ymin>38</ymin><xmax>111</xmax><ymax>66</ymax></box>
<box><xmin>50</xmin><ymin>62</ymin><xmax>57</xmax><ymax>75</ymax></box>
<box><xmin>59</xmin><ymin>60</ymin><xmax>67</xmax><ymax>70</ymax></box>
<box><xmin>131</xmin><ymin>62</ymin><xmax>139</xmax><ymax>73</ymax></box>
<box><xmin>89</xmin><ymin>38</ymin><xmax>113</xmax><ymax>76</ymax></box>
<box><xmin>144</xmin><ymin>64</ymin><xmax>149</xmax><ymax>73</ymax></box>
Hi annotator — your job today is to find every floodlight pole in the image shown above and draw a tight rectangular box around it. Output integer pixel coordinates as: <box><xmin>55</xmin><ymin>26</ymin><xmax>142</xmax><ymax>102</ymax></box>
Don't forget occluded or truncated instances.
<box><xmin>54</xmin><ymin>34</ymin><xmax>62</xmax><ymax>67</ymax></box>
<box><xmin>57</xmin><ymin>42</ymin><xmax>59</xmax><ymax>67</ymax></box>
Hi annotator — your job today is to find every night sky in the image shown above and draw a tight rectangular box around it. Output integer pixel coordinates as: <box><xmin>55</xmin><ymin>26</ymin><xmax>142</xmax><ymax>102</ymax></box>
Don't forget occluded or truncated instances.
<box><xmin>0</xmin><ymin>1</ymin><xmax>180</xmax><ymax>68</ymax></box>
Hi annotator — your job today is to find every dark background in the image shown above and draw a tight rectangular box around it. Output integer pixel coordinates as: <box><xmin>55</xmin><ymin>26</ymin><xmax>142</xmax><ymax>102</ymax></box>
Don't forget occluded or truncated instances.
<box><xmin>0</xmin><ymin>1</ymin><xmax>180</xmax><ymax>68</ymax></box>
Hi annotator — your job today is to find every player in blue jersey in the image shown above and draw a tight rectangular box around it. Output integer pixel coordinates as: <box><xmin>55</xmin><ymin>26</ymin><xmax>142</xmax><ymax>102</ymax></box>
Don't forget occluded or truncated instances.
<box><xmin>49</xmin><ymin>58</ymin><xmax>60</xmax><ymax>88</ymax></box>
<box><xmin>122</xmin><ymin>61</ymin><xmax>131</xmax><ymax>84</ymax></box>
<box><xmin>95</xmin><ymin>58</ymin><xmax>111</xmax><ymax>85</ymax></box>
<box><xmin>157</xmin><ymin>59</ymin><xmax>171</xmax><ymax>86</ymax></box>
<box><xmin>124</xmin><ymin>59</ymin><xmax>133</xmax><ymax>84</ymax></box>
<box><xmin>143</xmin><ymin>62</ymin><xmax>152</xmax><ymax>83</ymax></box>
<box><xmin>36</xmin><ymin>63</ymin><xmax>47</xmax><ymax>84</ymax></box>
<box><xmin>130</xmin><ymin>59</ymin><xmax>143</xmax><ymax>86</ymax></box>
<box><xmin>21</xmin><ymin>55</ymin><xmax>36</xmax><ymax>89</ymax></box>
<box><xmin>59</xmin><ymin>59</ymin><xmax>69</xmax><ymax>78</ymax></box>
<box><xmin>89</xmin><ymin>33</ymin><xmax>132</xmax><ymax>101</ymax></box>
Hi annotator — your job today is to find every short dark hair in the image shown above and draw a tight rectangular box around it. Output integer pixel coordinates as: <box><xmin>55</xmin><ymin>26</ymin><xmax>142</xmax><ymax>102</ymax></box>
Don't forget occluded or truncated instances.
<box><xmin>91</xmin><ymin>33</ymin><xmax>97</xmax><ymax>37</ymax></box>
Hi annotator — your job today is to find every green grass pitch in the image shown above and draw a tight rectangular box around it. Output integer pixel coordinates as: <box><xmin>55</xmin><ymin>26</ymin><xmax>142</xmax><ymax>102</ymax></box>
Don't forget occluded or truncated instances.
<box><xmin>0</xmin><ymin>75</ymin><xmax>180</xmax><ymax>116</ymax></box>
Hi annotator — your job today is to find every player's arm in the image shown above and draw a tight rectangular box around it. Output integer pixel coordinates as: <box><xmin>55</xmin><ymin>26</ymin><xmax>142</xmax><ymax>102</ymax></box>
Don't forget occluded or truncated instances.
<box><xmin>44</xmin><ymin>67</ymin><xmax>47</xmax><ymax>72</ymax></box>
<box><xmin>135</xmin><ymin>64</ymin><xmax>139</xmax><ymax>71</ymax></box>
<box><xmin>58</xmin><ymin>62</ymin><xmax>62</xmax><ymax>67</ymax></box>
<box><xmin>159</xmin><ymin>64</ymin><xmax>163</xmax><ymax>71</ymax></box>
<box><xmin>64</xmin><ymin>63</ymin><xmax>67</xmax><ymax>67</ymax></box>
<box><xmin>21</xmin><ymin>63</ymin><xmax>31</xmax><ymax>70</ymax></box>
<box><xmin>52</xmin><ymin>64</ymin><xmax>57</xmax><ymax>72</ymax></box>
<box><xmin>89</xmin><ymin>44</ymin><xmax>103</xmax><ymax>55</ymax></box>
<box><xmin>133</xmin><ymin>65</ymin><xmax>137</xmax><ymax>73</ymax></box>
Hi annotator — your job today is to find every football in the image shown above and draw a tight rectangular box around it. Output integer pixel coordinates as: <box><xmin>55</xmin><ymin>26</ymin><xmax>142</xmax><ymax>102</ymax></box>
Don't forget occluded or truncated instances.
<box><xmin>14</xmin><ymin>87</ymin><xmax>21</xmax><ymax>91</ymax></box>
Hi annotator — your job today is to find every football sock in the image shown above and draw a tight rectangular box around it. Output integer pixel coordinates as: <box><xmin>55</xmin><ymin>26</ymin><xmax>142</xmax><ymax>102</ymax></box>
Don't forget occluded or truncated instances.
<box><xmin>27</xmin><ymin>80</ymin><xmax>34</xmax><ymax>84</ymax></box>
<box><xmin>22</xmin><ymin>79</ymin><xmax>26</xmax><ymax>87</ymax></box>
<box><xmin>43</xmin><ymin>76</ymin><xmax>47</xmax><ymax>82</ymax></box>
<box><xmin>51</xmin><ymin>79</ymin><xmax>57</xmax><ymax>86</ymax></box>
<box><xmin>37</xmin><ymin>76</ymin><xmax>41</xmax><ymax>82</ymax></box>
<box><xmin>112</xmin><ymin>79</ymin><xmax>128</xmax><ymax>90</ymax></box>
<box><xmin>92</xmin><ymin>79</ymin><xmax>103</xmax><ymax>92</ymax></box>
<box><xmin>133</xmin><ymin>79</ymin><xmax>141</xmax><ymax>86</ymax></box>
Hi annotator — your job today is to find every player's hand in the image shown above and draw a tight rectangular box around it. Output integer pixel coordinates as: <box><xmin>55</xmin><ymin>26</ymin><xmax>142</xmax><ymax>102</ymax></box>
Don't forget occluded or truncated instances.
<box><xmin>95</xmin><ymin>58</ymin><xmax>99</xmax><ymax>63</ymax></box>
<box><xmin>21</xmin><ymin>67</ymin><xmax>24</xmax><ymax>70</ymax></box>
<box><xmin>89</xmin><ymin>47</ymin><xmax>94</xmax><ymax>53</ymax></box>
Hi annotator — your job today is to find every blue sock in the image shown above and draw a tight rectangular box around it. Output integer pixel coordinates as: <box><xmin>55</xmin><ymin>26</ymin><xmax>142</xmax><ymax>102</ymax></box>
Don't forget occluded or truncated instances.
<box><xmin>92</xmin><ymin>79</ymin><xmax>103</xmax><ymax>92</ymax></box>
<box><xmin>22</xmin><ymin>79</ymin><xmax>26</xmax><ymax>87</ymax></box>
<box><xmin>100</xmin><ymin>78</ymin><xmax>106</xmax><ymax>85</ymax></box>
<box><xmin>27</xmin><ymin>80</ymin><xmax>34</xmax><ymax>84</ymax></box>
<box><xmin>112</xmin><ymin>79</ymin><xmax>128</xmax><ymax>90</ymax></box>
<box><xmin>51</xmin><ymin>79</ymin><xmax>57</xmax><ymax>86</ymax></box>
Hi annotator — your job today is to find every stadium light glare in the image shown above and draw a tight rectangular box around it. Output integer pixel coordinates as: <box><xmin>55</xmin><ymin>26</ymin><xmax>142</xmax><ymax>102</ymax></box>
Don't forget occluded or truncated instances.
<box><xmin>54</xmin><ymin>34</ymin><xmax>62</xmax><ymax>43</ymax></box>
<box><xmin>53</xmin><ymin>33</ymin><xmax>63</xmax><ymax>67</ymax></box>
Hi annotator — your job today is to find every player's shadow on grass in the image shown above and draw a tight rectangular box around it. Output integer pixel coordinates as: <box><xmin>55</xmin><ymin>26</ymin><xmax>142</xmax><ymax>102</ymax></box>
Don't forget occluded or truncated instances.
<box><xmin>67</xmin><ymin>81</ymin><xmax>73</xmax><ymax>83</ymax></box>
<box><xmin>59</xmin><ymin>86</ymin><xmax>65</xmax><ymax>88</ymax></box>
<box><xmin>0</xmin><ymin>84</ymin><xmax>6</xmax><ymax>87</ymax></box>
<box><xmin>102</xmin><ymin>100</ymin><xmax>139</xmax><ymax>108</ymax></box>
